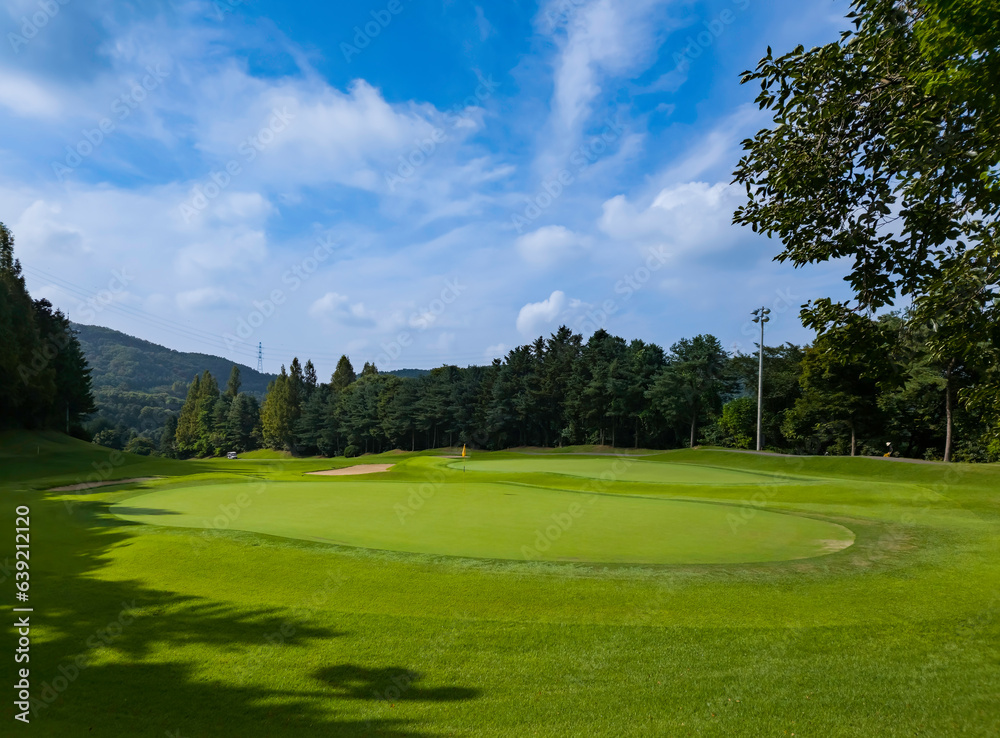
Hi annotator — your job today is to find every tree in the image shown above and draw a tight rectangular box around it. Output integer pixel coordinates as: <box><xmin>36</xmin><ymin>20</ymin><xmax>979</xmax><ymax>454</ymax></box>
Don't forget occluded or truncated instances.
<box><xmin>194</xmin><ymin>371</ymin><xmax>220</xmax><ymax>457</ymax></box>
<box><xmin>733</xmin><ymin>1</ymin><xmax>1000</xmax><ymax>455</ymax></box>
<box><xmin>260</xmin><ymin>366</ymin><xmax>293</xmax><ymax>450</ymax></box>
<box><xmin>30</xmin><ymin>299</ymin><xmax>96</xmax><ymax>430</ymax></box>
<box><xmin>647</xmin><ymin>335</ymin><xmax>728</xmax><ymax>448</ymax></box>
<box><xmin>734</xmin><ymin>0</ymin><xmax>1000</xmax><ymax>314</ymax></box>
<box><xmin>226</xmin><ymin>393</ymin><xmax>260</xmax><ymax>452</ymax></box>
<box><xmin>294</xmin><ymin>385</ymin><xmax>329</xmax><ymax>455</ymax></box>
<box><xmin>1</xmin><ymin>223</ymin><xmax>95</xmax><ymax>432</ymax></box>
<box><xmin>715</xmin><ymin>396</ymin><xmax>757</xmax><ymax>449</ymax></box>
<box><xmin>303</xmin><ymin>360</ymin><xmax>318</xmax><ymax>396</ymax></box>
<box><xmin>783</xmin><ymin>333</ymin><xmax>885</xmax><ymax>456</ymax></box>
<box><xmin>726</xmin><ymin>344</ymin><xmax>805</xmax><ymax>450</ymax></box>
<box><xmin>330</xmin><ymin>355</ymin><xmax>356</xmax><ymax>393</ymax></box>
<box><xmin>174</xmin><ymin>375</ymin><xmax>201</xmax><ymax>456</ymax></box>
<box><xmin>160</xmin><ymin>414</ymin><xmax>178</xmax><ymax>457</ymax></box>
<box><xmin>224</xmin><ymin>365</ymin><xmax>242</xmax><ymax>399</ymax></box>
<box><xmin>124</xmin><ymin>436</ymin><xmax>157</xmax><ymax>456</ymax></box>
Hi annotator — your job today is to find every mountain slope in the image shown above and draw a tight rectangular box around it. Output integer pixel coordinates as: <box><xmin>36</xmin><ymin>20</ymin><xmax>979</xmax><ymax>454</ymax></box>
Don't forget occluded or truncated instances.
<box><xmin>73</xmin><ymin>323</ymin><xmax>275</xmax><ymax>395</ymax></box>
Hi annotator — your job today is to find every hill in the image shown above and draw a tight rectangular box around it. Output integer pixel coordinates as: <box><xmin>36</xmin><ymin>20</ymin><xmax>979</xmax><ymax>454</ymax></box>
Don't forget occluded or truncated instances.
<box><xmin>71</xmin><ymin>323</ymin><xmax>430</xmax><ymax>448</ymax></box>
<box><xmin>73</xmin><ymin>323</ymin><xmax>276</xmax><ymax>395</ymax></box>
<box><xmin>72</xmin><ymin>323</ymin><xmax>276</xmax><ymax>446</ymax></box>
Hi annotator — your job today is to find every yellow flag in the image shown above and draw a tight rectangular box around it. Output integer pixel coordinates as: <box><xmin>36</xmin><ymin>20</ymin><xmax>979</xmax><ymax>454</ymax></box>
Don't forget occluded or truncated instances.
<box><xmin>462</xmin><ymin>444</ymin><xmax>466</xmax><ymax>457</ymax></box>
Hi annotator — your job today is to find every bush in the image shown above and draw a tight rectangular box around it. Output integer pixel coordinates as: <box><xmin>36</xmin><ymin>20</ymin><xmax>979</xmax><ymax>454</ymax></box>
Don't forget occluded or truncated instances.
<box><xmin>124</xmin><ymin>436</ymin><xmax>158</xmax><ymax>456</ymax></box>
<box><xmin>716</xmin><ymin>396</ymin><xmax>756</xmax><ymax>449</ymax></box>
<box><xmin>343</xmin><ymin>444</ymin><xmax>361</xmax><ymax>458</ymax></box>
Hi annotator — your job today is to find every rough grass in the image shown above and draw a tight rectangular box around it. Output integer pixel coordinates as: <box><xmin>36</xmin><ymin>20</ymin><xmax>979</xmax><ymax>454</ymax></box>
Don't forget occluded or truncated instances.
<box><xmin>1</xmin><ymin>431</ymin><xmax>999</xmax><ymax>736</ymax></box>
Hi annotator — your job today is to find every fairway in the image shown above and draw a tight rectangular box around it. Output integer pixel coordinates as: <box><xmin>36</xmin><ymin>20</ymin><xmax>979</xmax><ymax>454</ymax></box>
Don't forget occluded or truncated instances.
<box><xmin>6</xmin><ymin>436</ymin><xmax>1000</xmax><ymax>737</ymax></box>
<box><xmin>111</xmin><ymin>478</ymin><xmax>853</xmax><ymax>564</ymax></box>
<box><xmin>449</xmin><ymin>455</ymin><xmax>809</xmax><ymax>485</ymax></box>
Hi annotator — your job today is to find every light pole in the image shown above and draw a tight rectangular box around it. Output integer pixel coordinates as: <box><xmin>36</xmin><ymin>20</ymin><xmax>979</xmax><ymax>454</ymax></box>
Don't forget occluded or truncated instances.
<box><xmin>751</xmin><ymin>307</ymin><xmax>770</xmax><ymax>452</ymax></box>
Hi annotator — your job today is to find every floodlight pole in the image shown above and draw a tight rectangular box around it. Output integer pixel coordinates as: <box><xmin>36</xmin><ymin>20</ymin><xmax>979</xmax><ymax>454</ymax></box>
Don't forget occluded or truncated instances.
<box><xmin>751</xmin><ymin>307</ymin><xmax>770</xmax><ymax>452</ymax></box>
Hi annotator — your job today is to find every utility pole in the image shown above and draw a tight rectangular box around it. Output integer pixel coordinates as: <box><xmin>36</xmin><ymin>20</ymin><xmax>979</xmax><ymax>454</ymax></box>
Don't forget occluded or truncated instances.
<box><xmin>257</xmin><ymin>342</ymin><xmax>263</xmax><ymax>373</ymax></box>
<box><xmin>751</xmin><ymin>307</ymin><xmax>770</xmax><ymax>451</ymax></box>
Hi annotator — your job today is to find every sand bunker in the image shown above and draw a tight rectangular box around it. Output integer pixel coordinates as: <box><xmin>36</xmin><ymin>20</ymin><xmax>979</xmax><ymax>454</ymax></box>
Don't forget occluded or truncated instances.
<box><xmin>307</xmin><ymin>464</ymin><xmax>395</xmax><ymax>476</ymax></box>
<box><xmin>49</xmin><ymin>477</ymin><xmax>160</xmax><ymax>492</ymax></box>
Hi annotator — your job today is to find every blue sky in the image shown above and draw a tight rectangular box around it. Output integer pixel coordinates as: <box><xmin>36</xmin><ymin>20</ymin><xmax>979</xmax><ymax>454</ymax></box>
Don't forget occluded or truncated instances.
<box><xmin>3</xmin><ymin>0</ymin><xmax>853</xmax><ymax>378</ymax></box>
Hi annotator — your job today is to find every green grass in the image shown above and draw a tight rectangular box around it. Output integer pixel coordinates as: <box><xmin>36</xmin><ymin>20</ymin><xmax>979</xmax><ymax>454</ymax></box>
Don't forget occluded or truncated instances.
<box><xmin>111</xmin><ymin>473</ymin><xmax>852</xmax><ymax>564</ymax></box>
<box><xmin>2</xmin><ymin>430</ymin><xmax>999</xmax><ymax>736</ymax></box>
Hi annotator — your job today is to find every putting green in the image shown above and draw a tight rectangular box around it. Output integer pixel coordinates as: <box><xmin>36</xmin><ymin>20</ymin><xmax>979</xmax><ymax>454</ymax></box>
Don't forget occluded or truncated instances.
<box><xmin>449</xmin><ymin>456</ymin><xmax>806</xmax><ymax>485</ymax></box>
<box><xmin>112</xmin><ymin>480</ymin><xmax>853</xmax><ymax>564</ymax></box>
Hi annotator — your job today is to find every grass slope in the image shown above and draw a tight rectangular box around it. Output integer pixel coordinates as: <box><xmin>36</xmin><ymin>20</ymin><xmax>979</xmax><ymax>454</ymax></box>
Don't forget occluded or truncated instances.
<box><xmin>2</xmin><ymin>432</ymin><xmax>999</xmax><ymax>736</ymax></box>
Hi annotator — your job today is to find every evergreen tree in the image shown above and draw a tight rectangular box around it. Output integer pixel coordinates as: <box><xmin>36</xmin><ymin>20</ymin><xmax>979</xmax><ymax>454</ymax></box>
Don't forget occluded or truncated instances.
<box><xmin>260</xmin><ymin>366</ymin><xmax>293</xmax><ymax>450</ymax></box>
<box><xmin>331</xmin><ymin>355</ymin><xmax>357</xmax><ymax>392</ymax></box>
<box><xmin>174</xmin><ymin>375</ymin><xmax>201</xmax><ymax>456</ymax></box>
<box><xmin>224</xmin><ymin>365</ymin><xmax>242</xmax><ymax>399</ymax></box>
<box><xmin>647</xmin><ymin>335</ymin><xmax>728</xmax><ymax>448</ymax></box>
<box><xmin>194</xmin><ymin>371</ymin><xmax>220</xmax><ymax>457</ymax></box>
<box><xmin>225</xmin><ymin>393</ymin><xmax>260</xmax><ymax>452</ymax></box>
<box><xmin>159</xmin><ymin>413</ymin><xmax>178</xmax><ymax>457</ymax></box>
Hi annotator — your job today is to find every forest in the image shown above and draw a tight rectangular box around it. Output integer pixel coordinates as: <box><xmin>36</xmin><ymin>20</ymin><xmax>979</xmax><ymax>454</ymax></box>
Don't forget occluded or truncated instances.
<box><xmin>0</xmin><ymin>222</ymin><xmax>95</xmax><ymax>435</ymax></box>
<box><xmin>160</xmin><ymin>314</ymin><xmax>995</xmax><ymax>462</ymax></box>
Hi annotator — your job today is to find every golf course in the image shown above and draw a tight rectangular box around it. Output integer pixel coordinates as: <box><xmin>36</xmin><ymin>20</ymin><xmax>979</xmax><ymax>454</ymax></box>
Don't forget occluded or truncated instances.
<box><xmin>4</xmin><ymin>431</ymin><xmax>998</xmax><ymax>736</ymax></box>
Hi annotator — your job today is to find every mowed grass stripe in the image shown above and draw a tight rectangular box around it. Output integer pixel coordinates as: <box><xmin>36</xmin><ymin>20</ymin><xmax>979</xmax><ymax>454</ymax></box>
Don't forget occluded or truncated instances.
<box><xmin>450</xmin><ymin>456</ymin><xmax>813</xmax><ymax>485</ymax></box>
<box><xmin>111</xmin><ymin>480</ymin><xmax>853</xmax><ymax>564</ymax></box>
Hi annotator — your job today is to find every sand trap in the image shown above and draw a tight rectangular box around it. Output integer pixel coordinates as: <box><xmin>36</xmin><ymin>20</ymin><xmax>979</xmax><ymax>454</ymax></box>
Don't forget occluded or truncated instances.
<box><xmin>49</xmin><ymin>477</ymin><xmax>160</xmax><ymax>492</ymax></box>
<box><xmin>307</xmin><ymin>464</ymin><xmax>394</xmax><ymax>476</ymax></box>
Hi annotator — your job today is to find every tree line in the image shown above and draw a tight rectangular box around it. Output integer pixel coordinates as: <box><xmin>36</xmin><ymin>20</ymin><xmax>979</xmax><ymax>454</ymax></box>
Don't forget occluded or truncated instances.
<box><xmin>0</xmin><ymin>223</ymin><xmax>95</xmax><ymax>433</ymax></box>
<box><xmin>156</xmin><ymin>315</ymin><xmax>995</xmax><ymax>462</ymax></box>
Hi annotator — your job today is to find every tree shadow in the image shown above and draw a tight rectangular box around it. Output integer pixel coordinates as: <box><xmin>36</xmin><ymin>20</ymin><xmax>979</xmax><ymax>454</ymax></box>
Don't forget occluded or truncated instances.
<box><xmin>315</xmin><ymin>665</ymin><xmax>480</xmax><ymax>702</ymax></box>
<box><xmin>13</xmin><ymin>490</ymin><xmax>478</xmax><ymax>737</ymax></box>
<box><xmin>107</xmin><ymin>506</ymin><xmax>180</xmax><ymax>516</ymax></box>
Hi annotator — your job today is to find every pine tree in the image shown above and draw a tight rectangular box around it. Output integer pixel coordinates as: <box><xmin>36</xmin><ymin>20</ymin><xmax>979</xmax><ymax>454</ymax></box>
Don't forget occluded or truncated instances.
<box><xmin>226</xmin><ymin>393</ymin><xmax>260</xmax><ymax>452</ymax></box>
<box><xmin>194</xmin><ymin>371</ymin><xmax>220</xmax><ymax>456</ymax></box>
<box><xmin>159</xmin><ymin>413</ymin><xmax>178</xmax><ymax>457</ymax></box>
<box><xmin>331</xmin><ymin>355</ymin><xmax>357</xmax><ymax>392</ymax></box>
<box><xmin>224</xmin><ymin>365</ymin><xmax>242</xmax><ymax>399</ymax></box>
<box><xmin>260</xmin><ymin>366</ymin><xmax>293</xmax><ymax>450</ymax></box>
<box><xmin>174</xmin><ymin>375</ymin><xmax>201</xmax><ymax>456</ymax></box>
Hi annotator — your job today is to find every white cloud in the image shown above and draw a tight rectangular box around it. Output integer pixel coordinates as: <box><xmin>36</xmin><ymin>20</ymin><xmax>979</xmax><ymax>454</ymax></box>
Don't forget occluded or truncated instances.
<box><xmin>539</xmin><ymin>0</ymin><xmax>670</xmax><ymax>149</ymax></box>
<box><xmin>176</xmin><ymin>287</ymin><xmax>238</xmax><ymax>311</ymax></box>
<box><xmin>599</xmin><ymin>181</ymin><xmax>744</xmax><ymax>255</ymax></box>
<box><xmin>0</xmin><ymin>71</ymin><xmax>61</xmax><ymax>118</ymax></box>
<box><xmin>515</xmin><ymin>225</ymin><xmax>589</xmax><ymax>267</ymax></box>
<box><xmin>484</xmin><ymin>342</ymin><xmax>509</xmax><ymax>359</ymax></box>
<box><xmin>309</xmin><ymin>292</ymin><xmax>375</xmax><ymax>327</ymax></box>
<box><xmin>474</xmin><ymin>6</ymin><xmax>495</xmax><ymax>40</ymax></box>
<box><xmin>516</xmin><ymin>290</ymin><xmax>567</xmax><ymax>335</ymax></box>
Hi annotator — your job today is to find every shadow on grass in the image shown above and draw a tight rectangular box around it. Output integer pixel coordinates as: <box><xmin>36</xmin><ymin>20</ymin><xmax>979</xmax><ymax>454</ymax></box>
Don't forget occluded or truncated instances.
<box><xmin>14</xmin><ymin>494</ymin><xmax>478</xmax><ymax>737</ymax></box>
<box><xmin>107</xmin><ymin>506</ymin><xmax>180</xmax><ymax>516</ymax></box>
<box><xmin>316</xmin><ymin>665</ymin><xmax>480</xmax><ymax>702</ymax></box>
